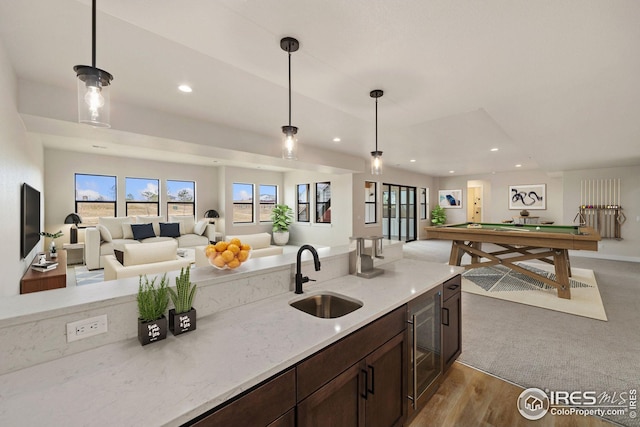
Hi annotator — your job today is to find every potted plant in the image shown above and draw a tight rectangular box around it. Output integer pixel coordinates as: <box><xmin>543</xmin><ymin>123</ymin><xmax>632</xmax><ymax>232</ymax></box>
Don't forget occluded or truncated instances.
<box><xmin>168</xmin><ymin>267</ymin><xmax>197</xmax><ymax>335</ymax></box>
<box><xmin>270</xmin><ymin>204</ymin><xmax>293</xmax><ymax>246</ymax></box>
<box><xmin>431</xmin><ymin>205</ymin><xmax>446</xmax><ymax>225</ymax></box>
<box><xmin>137</xmin><ymin>274</ymin><xmax>169</xmax><ymax>346</ymax></box>
<box><xmin>40</xmin><ymin>230</ymin><xmax>63</xmax><ymax>258</ymax></box>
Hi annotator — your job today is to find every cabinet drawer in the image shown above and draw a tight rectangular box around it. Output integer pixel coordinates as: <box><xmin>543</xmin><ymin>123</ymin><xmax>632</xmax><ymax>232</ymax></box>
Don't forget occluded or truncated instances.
<box><xmin>191</xmin><ymin>368</ymin><xmax>295</xmax><ymax>427</ymax></box>
<box><xmin>443</xmin><ymin>274</ymin><xmax>461</xmax><ymax>300</ymax></box>
<box><xmin>297</xmin><ymin>306</ymin><xmax>406</xmax><ymax>402</ymax></box>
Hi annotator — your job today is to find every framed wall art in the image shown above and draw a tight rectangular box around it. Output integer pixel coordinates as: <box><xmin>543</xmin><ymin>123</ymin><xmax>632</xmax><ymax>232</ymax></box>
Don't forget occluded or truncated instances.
<box><xmin>509</xmin><ymin>184</ymin><xmax>546</xmax><ymax>210</ymax></box>
<box><xmin>438</xmin><ymin>189</ymin><xmax>462</xmax><ymax>209</ymax></box>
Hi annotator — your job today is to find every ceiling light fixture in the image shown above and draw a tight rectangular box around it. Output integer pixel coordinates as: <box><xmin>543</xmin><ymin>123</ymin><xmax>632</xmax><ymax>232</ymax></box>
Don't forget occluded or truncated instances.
<box><xmin>515</xmin><ymin>164</ymin><xmax>522</xmax><ymax>168</ymax></box>
<box><xmin>410</xmin><ymin>159</ymin><xmax>416</xmax><ymax>163</ymax></box>
<box><xmin>490</xmin><ymin>148</ymin><xmax>499</xmax><ymax>152</ymax></box>
<box><xmin>370</xmin><ymin>89</ymin><xmax>384</xmax><ymax>175</ymax></box>
<box><xmin>333</xmin><ymin>137</ymin><xmax>341</xmax><ymax>142</ymax></box>
<box><xmin>178</xmin><ymin>84</ymin><xmax>193</xmax><ymax>93</ymax></box>
<box><xmin>73</xmin><ymin>0</ymin><xmax>113</xmax><ymax>128</ymax></box>
<box><xmin>280</xmin><ymin>37</ymin><xmax>300</xmax><ymax>160</ymax></box>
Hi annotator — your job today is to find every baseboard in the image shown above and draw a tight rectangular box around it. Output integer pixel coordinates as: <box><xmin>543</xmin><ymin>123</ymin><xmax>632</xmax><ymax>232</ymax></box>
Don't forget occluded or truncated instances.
<box><xmin>569</xmin><ymin>251</ymin><xmax>640</xmax><ymax>263</ymax></box>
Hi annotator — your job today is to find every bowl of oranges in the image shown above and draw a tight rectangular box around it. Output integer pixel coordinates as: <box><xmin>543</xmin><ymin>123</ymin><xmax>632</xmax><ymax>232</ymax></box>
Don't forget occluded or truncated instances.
<box><xmin>205</xmin><ymin>238</ymin><xmax>251</xmax><ymax>270</ymax></box>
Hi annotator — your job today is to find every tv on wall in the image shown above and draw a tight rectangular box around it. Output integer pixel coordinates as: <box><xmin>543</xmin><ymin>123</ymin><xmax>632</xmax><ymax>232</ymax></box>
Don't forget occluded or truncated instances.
<box><xmin>21</xmin><ymin>183</ymin><xmax>41</xmax><ymax>259</ymax></box>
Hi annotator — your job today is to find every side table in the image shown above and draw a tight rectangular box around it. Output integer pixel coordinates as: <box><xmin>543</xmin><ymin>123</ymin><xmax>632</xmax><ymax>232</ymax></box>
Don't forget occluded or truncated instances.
<box><xmin>21</xmin><ymin>250</ymin><xmax>67</xmax><ymax>294</ymax></box>
<box><xmin>63</xmin><ymin>242</ymin><xmax>85</xmax><ymax>265</ymax></box>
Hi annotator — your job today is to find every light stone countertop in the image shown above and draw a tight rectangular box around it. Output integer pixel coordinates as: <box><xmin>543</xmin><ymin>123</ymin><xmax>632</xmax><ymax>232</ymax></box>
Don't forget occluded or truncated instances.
<box><xmin>0</xmin><ymin>258</ymin><xmax>463</xmax><ymax>427</ymax></box>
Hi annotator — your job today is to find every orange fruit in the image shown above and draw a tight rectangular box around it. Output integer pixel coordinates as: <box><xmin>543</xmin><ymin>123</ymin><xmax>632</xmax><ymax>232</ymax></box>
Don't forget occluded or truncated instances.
<box><xmin>205</xmin><ymin>244</ymin><xmax>217</xmax><ymax>257</ymax></box>
<box><xmin>221</xmin><ymin>250</ymin><xmax>234</xmax><ymax>263</ymax></box>
<box><xmin>227</xmin><ymin>258</ymin><xmax>241</xmax><ymax>269</ymax></box>
<box><xmin>215</xmin><ymin>241</ymin><xmax>228</xmax><ymax>252</ymax></box>
<box><xmin>237</xmin><ymin>250</ymin><xmax>249</xmax><ymax>262</ymax></box>
<box><xmin>227</xmin><ymin>243</ymin><xmax>240</xmax><ymax>255</ymax></box>
<box><xmin>241</xmin><ymin>243</ymin><xmax>251</xmax><ymax>251</ymax></box>
<box><xmin>229</xmin><ymin>238</ymin><xmax>242</xmax><ymax>247</ymax></box>
<box><xmin>212</xmin><ymin>256</ymin><xmax>226</xmax><ymax>268</ymax></box>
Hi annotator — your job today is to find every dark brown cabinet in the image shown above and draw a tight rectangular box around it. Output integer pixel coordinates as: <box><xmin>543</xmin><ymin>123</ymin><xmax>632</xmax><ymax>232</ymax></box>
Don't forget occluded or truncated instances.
<box><xmin>442</xmin><ymin>275</ymin><xmax>462</xmax><ymax>372</ymax></box>
<box><xmin>297</xmin><ymin>307</ymin><xmax>406</xmax><ymax>427</ymax></box>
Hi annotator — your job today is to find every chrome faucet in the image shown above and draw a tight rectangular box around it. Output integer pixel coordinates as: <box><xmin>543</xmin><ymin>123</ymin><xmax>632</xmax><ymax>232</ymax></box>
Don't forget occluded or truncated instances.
<box><xmin>295</xmin><ymin>245</ymin><xmax>321</xmax><ymax>294</ymax></box>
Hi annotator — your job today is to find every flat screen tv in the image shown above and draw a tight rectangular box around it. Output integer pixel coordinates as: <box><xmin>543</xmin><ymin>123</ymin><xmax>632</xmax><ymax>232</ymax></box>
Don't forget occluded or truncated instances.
<box><xmin>21</xmin><ymin>183</ymin><xmax>41</xmax><ymax>259</ymax></box>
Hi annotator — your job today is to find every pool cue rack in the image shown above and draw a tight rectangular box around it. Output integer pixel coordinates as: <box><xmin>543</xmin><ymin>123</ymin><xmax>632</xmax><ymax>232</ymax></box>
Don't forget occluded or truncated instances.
<box><xmin>574</xmin><ymin>179</ymin><xmax>626</xmax><ymax>239</ymax></box>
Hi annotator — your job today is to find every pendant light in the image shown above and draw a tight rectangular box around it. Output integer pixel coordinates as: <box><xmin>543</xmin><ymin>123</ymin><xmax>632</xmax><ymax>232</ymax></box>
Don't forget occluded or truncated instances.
<box><xmin>73</xmin><ymin>0</ymin><xmax>113</xmax><ymax>128</ymax></box>
<box><xmin>280</xmin><ymin>37</ymin><xmax>300</xmax><ymax>160</ymax></box>
<box><xmin>370</xmin><ymin>89</ymin><xmax>384</xmax><ymax>175</ymax></box>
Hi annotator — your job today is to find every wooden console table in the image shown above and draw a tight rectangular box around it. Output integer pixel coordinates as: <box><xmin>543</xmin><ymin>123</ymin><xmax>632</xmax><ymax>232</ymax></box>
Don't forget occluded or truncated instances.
<box><xmin>21</xmin><ymin>250</ymin><xmax>67</xmax><ymax>294</ymax></box>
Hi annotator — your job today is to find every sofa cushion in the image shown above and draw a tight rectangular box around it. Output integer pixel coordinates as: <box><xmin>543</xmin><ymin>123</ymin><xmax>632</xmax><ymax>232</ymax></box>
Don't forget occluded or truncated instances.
<box><xmin>140</xmin><ymin>236</ymin><xmax>175</xmax><ymax>244</ymax></box>
<box><xmin>136</xmin><ymin>216</ymin><xmax>163</xmax><ymax>236</ymax></box>
<box><xmin>96</xmin><ymin>224</ymin><xmax>113</xmax><ymax>243</ymax></box>
<box><xmin>169</xmin><ymin>215</ymin><xmax>195</xmax><ymax>235</ymax></box>
<box><xmin>226</xmin><ymin>233</ymin><xmax>271</xmax><ymax>250</ymax></box>
<box><xmin>176</xmin><ymin>233</ymin><xmax>209</xmax><ymax>248</ymax></box>
<box><xmin>122</xmin><ymin>240</ymin><xmax>178</xmax><ymax>266</ymax></box>
<box><xmin>99</xmin><ymin>217</ymin><xmax>134</xmax><ymax>240</ymax></box>
<box><xmin>194</xmin><ymin>219</ymin><xmax>209</xmax><ymax>236</ymax></box>
<box><xmin>160</xmin><ymin>222</ymin><xmax>181</xmax><ymax>238</ymax></box>
<box><xmin>122</xmin><ymin>223</ymin><xmax>134</xmax><ymax>239</ymax></box>
<box><xmin>131</xmin><ymin>223</ymin><xmax>156</xmax><ymax>240</ymax></box>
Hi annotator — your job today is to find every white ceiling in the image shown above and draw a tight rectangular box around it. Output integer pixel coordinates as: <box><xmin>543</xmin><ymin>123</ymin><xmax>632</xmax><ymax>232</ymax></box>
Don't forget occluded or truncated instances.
<box><xmin>2</xmin><ymin>0</ymin><xmax>639</xmax><ymax>176</ymax></box>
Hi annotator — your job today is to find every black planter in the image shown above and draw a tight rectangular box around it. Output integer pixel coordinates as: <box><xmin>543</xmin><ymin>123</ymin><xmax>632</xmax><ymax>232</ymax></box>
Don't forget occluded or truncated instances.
<box><xmin>169</xmin><ymin>308</ymin><xmax>197</xmax><ymax>336</ymax></box>
<box><xmin>138</xmin><ymin>315</ymin><xmax>168</xmax><ymax>346</ymax></box>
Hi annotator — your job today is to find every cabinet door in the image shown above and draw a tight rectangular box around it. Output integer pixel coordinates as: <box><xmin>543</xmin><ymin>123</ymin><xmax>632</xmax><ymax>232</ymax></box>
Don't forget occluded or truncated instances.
<box><xmin>364</xmin><ymin>333</ymin><xmax>405</xmax><ymax>427</ymax></box>
<box><xmin>442</xmin><ymin>291</ymin><xmax>461</xmax><ymax>372</ymax></box>
<box><xmin>297</xmin><ymin>363</ymin><xmax>365</xmax><ymax>427</ymax></box>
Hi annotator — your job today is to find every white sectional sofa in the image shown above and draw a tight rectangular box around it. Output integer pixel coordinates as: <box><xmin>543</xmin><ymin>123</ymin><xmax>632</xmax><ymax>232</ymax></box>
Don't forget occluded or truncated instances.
<box><xmin>85</xmin><ymin>215</ymin><xmax>216</xmax><ymax>270</ymax></box>
<box><xmin>103</xmin><ymin>240</ymin><xmax>191</xmax><ymax>281</ymax></box>
<box><xmin>194</xmin><ymin>232</ymin><xmax>283</xmax><ymax>267</ymax></box>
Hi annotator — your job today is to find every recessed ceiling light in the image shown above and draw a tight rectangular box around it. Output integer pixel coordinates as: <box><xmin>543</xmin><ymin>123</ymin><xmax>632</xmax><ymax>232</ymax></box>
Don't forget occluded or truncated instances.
<box><xmin>332</xmin><ymin>137</ymin><xmax>341</xmax><ymax>142</ymax></box>
<box><xmin>490</xmin><ymin>148</ymin><xmax>499</xmax><ymax>152</ymax></box>
<box><xmin>515</xmin><ymin>164</ymin><xmax>522</xmax><ymax>168</ymax></box>
<box><xmin>178</xmin><ymin>84</ymin><xmax>192</xmax><ymax>93</ymax></box>
<box><xmin>449</xmin><ymin>170</ymin><xmax>455</xmax><ymax>174</ymax></box>
<box><xmin>410</xmin><ymin>159</ymin><xmax>416</xmax><ymax>163</ymax></box>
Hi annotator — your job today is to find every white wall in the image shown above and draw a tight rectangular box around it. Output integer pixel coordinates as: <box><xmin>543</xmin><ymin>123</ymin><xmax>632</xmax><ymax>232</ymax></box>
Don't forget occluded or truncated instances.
<box><xmin>217</xmin><ymin>166</ymin><xmax>285</xmax><ymax>237</ymax></box>
<box><xmin>0</xmin><ymin>40</ymin><xmax>44</xmax><ymax>296</ymax></box>
<box><xmin>43</xmin><ymin>149</ymin><xmax>219</xmax><ymax>245</ymax></box>
<box><xmin>283</xmin><ymin>170</ymin><xmax>353</xmax><ymax>247</ymax></box>
<box><xmin>351</xmin><ymin>166</ymin><xmax>437</xmax><ymax>240</ymax></box>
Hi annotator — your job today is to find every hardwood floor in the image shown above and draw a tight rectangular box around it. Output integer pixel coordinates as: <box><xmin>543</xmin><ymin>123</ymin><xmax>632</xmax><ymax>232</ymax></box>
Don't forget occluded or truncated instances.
<box><xmin>407</xmin><ymin>362</ymin><xmax>616</xmax><ymax>427</ymax></box>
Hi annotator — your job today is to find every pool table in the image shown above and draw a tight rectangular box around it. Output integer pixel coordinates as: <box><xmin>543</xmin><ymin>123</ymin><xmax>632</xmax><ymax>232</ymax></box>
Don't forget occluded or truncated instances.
<box><xmin>425</xmin><ymin>223</ymin><xmax>601</xmax><ymax>299</ymax></box>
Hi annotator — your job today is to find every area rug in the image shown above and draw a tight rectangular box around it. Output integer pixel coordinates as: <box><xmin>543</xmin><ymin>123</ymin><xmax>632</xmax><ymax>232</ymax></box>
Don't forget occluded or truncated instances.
<box><xmin>73</xmin><ymin>266</ymin><xmax>105</xmax><ymax>286</ymax></box>
<box><xmin>462</xmin><ymin>262</ymin><xmax>608</xmax><ymax>321</ymax></box>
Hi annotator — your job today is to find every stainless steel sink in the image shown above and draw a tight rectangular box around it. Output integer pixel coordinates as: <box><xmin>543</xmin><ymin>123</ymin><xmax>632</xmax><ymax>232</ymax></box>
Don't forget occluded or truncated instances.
<box><xmin>289</xmin><ymin>292</ymin><xmax>363</xmax><ymax>319</ymax></box>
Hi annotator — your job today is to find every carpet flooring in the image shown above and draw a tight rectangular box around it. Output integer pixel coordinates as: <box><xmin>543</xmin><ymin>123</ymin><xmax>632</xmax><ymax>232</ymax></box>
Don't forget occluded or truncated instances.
<box><xmin>404</xmin><ymin>240</ymin><xmax>640</xmax><ymax>427</ymax></box>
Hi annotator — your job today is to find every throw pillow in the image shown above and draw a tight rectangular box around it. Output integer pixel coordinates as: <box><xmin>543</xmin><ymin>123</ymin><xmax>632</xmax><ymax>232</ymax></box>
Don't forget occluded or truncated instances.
<box><xmin>122</xmin><ymin>223</ymin><xmax>134</xmax><ymax>239</ymax></box>
<box><xmin>194</xmin><ymin>219</ymin><xmax>209</xmax><ymax>236</ymax></box>
<box><xmin>131</xmin><ymin>223</ymin><xmax>156</xmax><ymax>240</ymax></box>
<box><xmin>96</xmin><ymin>224</ymin><xmax>113</xmax><ymax>243</ymax></box>
<box><xmin>159</xmin><ymin>222</ymin><xmax>181</xmax><ymax>238</ymax></box>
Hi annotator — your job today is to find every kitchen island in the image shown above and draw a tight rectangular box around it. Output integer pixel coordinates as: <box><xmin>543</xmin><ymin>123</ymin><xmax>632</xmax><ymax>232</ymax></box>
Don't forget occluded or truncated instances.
<box><xmin>0</xmin><ymin>256</ymin><xmax>462</xmax><ymax>426</ymax></box>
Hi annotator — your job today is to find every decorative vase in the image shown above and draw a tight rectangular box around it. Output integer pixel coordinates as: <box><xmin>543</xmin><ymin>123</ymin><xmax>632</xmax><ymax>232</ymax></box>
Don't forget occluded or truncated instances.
<box><xmin>520</xmin><ymin>210</ymin><xmax>530</xmax><ymax>217</ymax></box>
<box><xmin>138</xmin><ymin>315</ymin><xmax>168</xmax><ymax>346</ymax></box>
<box><xmin>49</xmin><ymin>240</ymin><xmax>57</xmax><ymax>258</ymax></box>
<box><xmin>169</xmin><ymin>308</ymin><xmax>197</xmax><ymax>336</ymax></box>
<box><xmin>273</xmin><ymin>231</ymin><xmax>289</xmax><ymax>246</ymax></box>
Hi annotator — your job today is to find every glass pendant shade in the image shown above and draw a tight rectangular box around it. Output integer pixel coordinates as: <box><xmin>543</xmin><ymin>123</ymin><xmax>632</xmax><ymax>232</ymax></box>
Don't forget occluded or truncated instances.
<box><xmin>282</xmin><ymin>125</ymin><xmax>298</xmax><ymax>160</ymax></box>
<box><xmin>75</xmin><ymin>66</ymin><xmax>113</xmax><ymax>128</ymax></box>
<box><xmin>371</xmin><ymin>150</ymin><xmax>383</xmax><ymax>175</ymax></box>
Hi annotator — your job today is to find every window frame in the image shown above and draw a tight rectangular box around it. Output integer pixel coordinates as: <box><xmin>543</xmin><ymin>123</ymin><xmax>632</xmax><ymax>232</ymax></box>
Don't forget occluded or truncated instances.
<box><xmin>297</xmin><ymin>184</ymin><xmax>310</xmax><ymax>223</ymax></box>
<box><xmin>315</xmin><ymin>181</ymin><xmax>331</xmax><ymax>224</ymax></box>
<box><xmin>166</xmin><ymin>179</ymin><xmax>196</xmax><ymax>218</ymax></box>
<box><xmin>365</xmin><ymin>181</ymin><xmax>377</xmax><ymax>224</ymax></box>
<box><xmin>125</xmin><ymin>177</ymin><xmax>160</xmax><ymax>217</ymax></box>
<box><xmin>259</xmin><ymin>184</ymin><xmax>278</xmax><ymax>223</ymax></box>
<box><xmin>74</xmin><ymin>173</ymin><xmax>117</xmax><ymax>227</ymax></box>
<box><xmin>233</xmin><ymin>182</ymin><xmax>255</xmax><ymax>224</ymax></box>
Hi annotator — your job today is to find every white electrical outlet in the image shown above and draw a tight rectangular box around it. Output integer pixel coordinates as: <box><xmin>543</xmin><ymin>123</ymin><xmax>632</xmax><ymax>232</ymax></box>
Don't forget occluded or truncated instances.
<box><xmin>66</xmin><ymin>315</ymin><xmax>108</xmax><ymax>343</ymax></box>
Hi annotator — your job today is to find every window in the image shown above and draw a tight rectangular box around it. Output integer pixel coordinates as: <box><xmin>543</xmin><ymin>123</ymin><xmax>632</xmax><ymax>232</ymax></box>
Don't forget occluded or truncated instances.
<box><xmin>167</xmin><ymin>180</ymin><xmax>195</xmax><ymax>216</ymax></box>
<box><xmin>233</xmin><ymin>183</ymin><xmax>254</xmax><ymax>223</ymax></box>
<box><xmin>420</xmin><ymin>188</ymin><xmax>429</xmax><ymax>220</ymax></box>
<box><xmin>297</xmin><ymin>184</ymin><xmax>310</xmax><ymax>222</ymax></box>
<box><xmin>75</xmin><ymin>174</ymin><xmax>116</xmax><ymax>227</ymax></box>
<box><xmin>125</xmin><ymin>177</ymin><xmax>159</xmax><ymax>216</ymax></box>
<box><xmin>316</xmin><ymin>182</ymin><xmax>331</xmax><ymax>224</ymax></box>
<box><xmin>365</xmin><ymin>181</ymin><xmax>377</xmax><ymax>224</ymax></box>
<box><xmin>259</xmin><ymin>184</ymin><xmax>277</xmax><ymax>222</ymax></box>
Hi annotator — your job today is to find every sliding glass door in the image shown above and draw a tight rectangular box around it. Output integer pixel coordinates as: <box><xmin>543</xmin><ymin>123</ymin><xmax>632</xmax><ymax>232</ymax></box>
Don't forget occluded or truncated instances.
<box><xmin>382</xmin><ymin>184</ymin><xmax>416</xmax><ymax>242</ymax></box>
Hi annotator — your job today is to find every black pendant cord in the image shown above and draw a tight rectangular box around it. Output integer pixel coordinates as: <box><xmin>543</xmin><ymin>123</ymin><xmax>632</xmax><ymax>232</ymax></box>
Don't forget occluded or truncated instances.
<box><xmin>91</xmin><ymin>0</ymin><xmax>96</xmax><ymax>68</ymax></box>
<box><xmin>375</xmin><ymin>97</ymin><xmax>378</xmax><ymax>152</ymax></box>
<box><xmin>288</xmin><ymin>51</ymin><xmax>292</xmax><ymax>127</ymax></box>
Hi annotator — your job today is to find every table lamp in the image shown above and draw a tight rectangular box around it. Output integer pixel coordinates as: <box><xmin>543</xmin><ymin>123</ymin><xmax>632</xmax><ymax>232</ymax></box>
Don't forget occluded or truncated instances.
<box><xmin>64</xmin><ymin>213</ymin><xmax>82</xmax><ymax>244</ymax></box>
<box><xmin>204</xmin><ymin>210</ymin><xmax>219</xmax><ymax>223</ymax></box>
